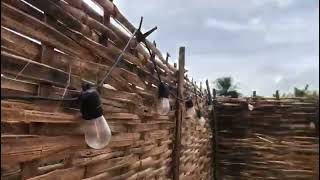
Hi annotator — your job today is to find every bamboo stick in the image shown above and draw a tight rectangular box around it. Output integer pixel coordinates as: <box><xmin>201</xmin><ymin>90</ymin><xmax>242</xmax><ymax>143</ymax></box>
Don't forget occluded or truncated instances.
<box><xmin>92</xmin><ymin>0</ymin><xmax>177</xmax><ymax>73</ymax></box>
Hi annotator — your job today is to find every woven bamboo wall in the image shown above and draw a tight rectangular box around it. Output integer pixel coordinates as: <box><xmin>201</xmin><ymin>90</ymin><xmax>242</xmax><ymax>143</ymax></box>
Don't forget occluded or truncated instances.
<box><xmin>179</xmin><ymin>81</ymin><xmax>213</xmax><ymax>180</ymax></box>
<box><xmin>1</xmin><ymin>0</ymin><xmax>213</xmax><ymax>179</ymax></box>
<box><xmin>215</xmin><ymin>97</ymin><xmax>319</xmax><ymax>180</ymax></box>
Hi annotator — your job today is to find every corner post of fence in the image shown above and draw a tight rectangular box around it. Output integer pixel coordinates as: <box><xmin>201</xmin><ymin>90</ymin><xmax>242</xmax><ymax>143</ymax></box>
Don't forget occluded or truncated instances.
<box><xmin>212</xmin><ymin>88</ymin><xmax>217</xmax><ymax>99</ymax></box>
<box><xmin>172</xmin><ymin>46</ymin><xmax>185</xmax><ymax>180</ymax></box>
<box><xmin>212</xmin><ymin>88</ymin><xmax>218</xmax><ymax>180</ymax></box>
<box><xmin>253</xmin><ymin>90</ymin><xmax>257</xmax><ymax>101</ymax></box>
<box><xmin>205</xmin><ymin>80</ymin><xmax>215</xmax><ymax>179</ymax></box>
<box><xmin>206</xmin><ymin>80</ymin><xmax>212</xmax><ymax>106</ymax></box>
<box><xmin>275</xmin><ymin>90</ymin><xmax>280</xmax><ymax>100</ymax></box>
<box><xmin>166</xmin><ymin>52</ymin><xmax>170</xmax><ymax>65</ymax></box>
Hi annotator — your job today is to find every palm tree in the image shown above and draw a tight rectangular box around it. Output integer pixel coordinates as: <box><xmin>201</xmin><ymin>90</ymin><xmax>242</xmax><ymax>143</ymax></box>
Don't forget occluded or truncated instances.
<box><xmin>215</xmin><ymin>77</ymin><xmax>240</xmax><ymax>98</ymax></box>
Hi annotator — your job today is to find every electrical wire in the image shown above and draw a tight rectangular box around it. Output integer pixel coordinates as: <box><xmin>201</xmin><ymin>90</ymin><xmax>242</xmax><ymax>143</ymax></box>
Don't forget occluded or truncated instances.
<box><xmin>144</xmin><ymin>45</ymin><xmax>185</xmax><ymax>102</ymax></box>
<box><xmin>2</xmin><ymin>28</ymin><xmax>138</xmax><ymax>102</ymax></box>
<box><xmin>14</xmin><ymin>61</ymin><xmax>31</xmax><ymax>80</ymax></box>
<box><xmin>145</xmin><ymin>43</ymin><xmax>162</xmax><ymax>83</ymax></box>
<box><xmin>169</xmin><ymin>91</ymin><xmax>188</xmax><ymax>102</ymax></box>
<box><xmin>55</xmin><ymin>65</ymin><xmax>72</xmax><ymax>111</ymax></box>
<box><xmin>97</xmin><ymin>29</ymin><xmax>138</xmax><ymax>88</ymax></box>
<box><xmin>2</xmin><ymin>18</ymin><xmax>154</xmax><ymax>103</ymax></box>
<box><xmin>61</xmin><ymin>65</ymin><xmax>72</xmax><ymax>100</ymax></box>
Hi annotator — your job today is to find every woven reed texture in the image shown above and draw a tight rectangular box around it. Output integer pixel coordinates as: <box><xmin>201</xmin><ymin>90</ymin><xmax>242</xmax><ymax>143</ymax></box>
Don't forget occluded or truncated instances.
<box><xmin>1</xmin><ymin>1</ymin><xmax>213</xmax><ymax>179</ymax></box>
<box><xmin>215</xmin><ymin>98</ymin><xmax>319</xmax><ymax>180</ymax></box>
<box><xmin>179</xmin><ymin>82</ymin><xmax>213</xmax><ymax>180</ymax></box>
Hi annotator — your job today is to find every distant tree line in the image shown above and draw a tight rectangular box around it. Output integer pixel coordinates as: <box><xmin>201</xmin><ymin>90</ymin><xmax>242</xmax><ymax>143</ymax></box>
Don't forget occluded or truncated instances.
<box><xmin>213</xmin><ymin>77</ymin><xmax>318</xmax><ymax>100</ymax></box>
<box><xmin>280</xmin><ymin>84</ymin><xmax>319</xmax><ymax>99</ymax></box>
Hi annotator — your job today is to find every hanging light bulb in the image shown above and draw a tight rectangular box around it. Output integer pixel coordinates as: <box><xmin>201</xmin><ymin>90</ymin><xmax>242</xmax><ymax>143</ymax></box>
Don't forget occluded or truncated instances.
<box><xmin>199</xmin><ymin>116</ymin><xmax>206</xmax><ymax>126</ymax></box>
<box><xmin>248</xmin><ymin>103</ymin><xmax>254</xmax><ymax>111</ymax></box>
<box><xmin>196</xmin><ymin>110</ymin><xmax>206</xmax><ymax>126</ymax></box>
<box><xmin>208</xmin><ymin>104</ymin><xmax>213</xmax><ymax>111</ymax></box>
<box><xmin>80</xmin><ymin>84</ymin><xmax>112</xmax><ymax>149</ymax></box>
<box><xmin>185</xmin><ymin>97</ymin><xmax>196</xmax><ymax>118</ymax></box>
<box><xmin>309</xmin><ymin>121</ymin><xmax>315</xmax><ymax>129</ymax></box>
<box><xmin>157</xmin><ymin>82</ymin><xmax>170</xmax><ymax>115</ymax></box>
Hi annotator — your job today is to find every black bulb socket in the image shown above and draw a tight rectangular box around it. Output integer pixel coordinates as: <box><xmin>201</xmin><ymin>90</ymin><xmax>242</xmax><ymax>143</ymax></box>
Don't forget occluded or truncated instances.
<box><xmin>79</xmin><ymin>84</ymin><xmax>103</xmax><ymax>120</ymax></box>
<box><xmin>185</xmin><ymin>98</ymin><xmax>194</xmax><ymax>109</ymax></box>
<box><xmin>196</xmin><ymin>109</ymin><xmax>203</xmax><ymax>118</ymax></box>
<box><xmin>158</xmin><ymin>82</ymin><xmax>169</xmax><ymax>98</ymax></box>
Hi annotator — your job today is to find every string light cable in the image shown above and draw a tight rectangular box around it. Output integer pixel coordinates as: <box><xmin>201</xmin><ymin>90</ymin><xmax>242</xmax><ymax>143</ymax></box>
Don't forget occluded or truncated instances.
<box><xmin>1</xmin><ymin>17</ymin><xmax>152</xmax><ymax>103</ymax></box>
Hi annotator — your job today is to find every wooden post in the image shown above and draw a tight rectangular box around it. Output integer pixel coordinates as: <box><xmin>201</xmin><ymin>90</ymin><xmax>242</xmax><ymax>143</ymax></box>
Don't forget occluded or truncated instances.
<box><xmin>194</xmin><ymin>81</ymin><xmax>198</xmax><ymax>108</ymax></box>
<box><xmin>212</xmin><ymin>88</ymin><xmax>216</xmax><ymax>99</ymax></box>
<box><xmin>166</xmin><ymin>52</ymin><xmax>170</xmax><ymax>65</ymax></box>
<box><xmin>253</xmin><ymin>91</ymin><xmax>256</xmax><ymax>99</ymax></box>
<box><xmin>206</xmin><ymin>80</ymin><xmax>212</xmax><ymax>105</ymax></box>
<box><xmin>212</xmin><ymin>88</ymin><xmax>218</xmax><ymax>180</ymax></box>
<box><xmin>172</xmin><ymin>47</ymin><xmax>185</xmax><ymax>180</ymax></box>
<box><xmin>275</xmin><ymin>90</ymin><xmax>279</xmax><ymax>100</ymax></box>
<box><xmin>205</xmin><ymin>80</ymin><xmax>215</xmax><ymax>179</ymax></box>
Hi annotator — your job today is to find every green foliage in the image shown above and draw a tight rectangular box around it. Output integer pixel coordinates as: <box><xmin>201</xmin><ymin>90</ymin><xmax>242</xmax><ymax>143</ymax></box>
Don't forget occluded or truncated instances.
<box><xmin>294</xmin><ymin>84</ymin><xmax>309</xmax><ymax>97</ymax></box>
<box><xmin>214</xmin><ymin>77</ymin><xmax>240</xmax><ymax>98</ymax></box>
<box><xmin>282</xmin><ymin>84</ymin><xmax>319</xmax><ymax>100</ymax></box>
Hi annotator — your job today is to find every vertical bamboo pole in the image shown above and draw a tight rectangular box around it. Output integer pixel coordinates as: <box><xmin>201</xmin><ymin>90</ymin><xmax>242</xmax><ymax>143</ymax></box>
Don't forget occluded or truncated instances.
<box><xmin>275</xmin><ymin>90</ymin><xmax>280</xmax><ymax>100</ymax></box>
<box><xmin>206</xmin><ymin>80</ymin><xmax>212</xmax><ymax>105</ymax></box>
<box><xmin>212</xmin><ymin>88</ymin><xmax>216</xmax><ymax>99</ymax></box>
<box><xmin>253</xmin><ymin>91</ymin><xmax>256</xmax><ymax>98</ymax></box>
<box><xmin>205</xmin><ymin>80</ymin><xmax>214</xmax><ymax>180</ymax></box>
<box><xmin>172</xmin><ymin>47</ymin><xmax>185</xmax><ymax>180</ymax></box>
<box><xmin>212</xmin><ymin>88</ymin><xmax>218</xmax><ymax>180</ymax></box>
<box><xmin>194</xmin><ymin>81</ymin><xmax>198</xmax><ymax>107</ymax></box>
<box><xmin>166</xmin><ymin>52</ymin><xmax>170</xmax><ymax>65</ymax></box>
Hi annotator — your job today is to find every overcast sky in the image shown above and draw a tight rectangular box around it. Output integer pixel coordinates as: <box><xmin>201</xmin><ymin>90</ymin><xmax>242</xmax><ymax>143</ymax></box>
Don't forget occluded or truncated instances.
<box><xmin>114</xmin><ymin>0</ymin><xmax>319</xmax><ymax>96</ymax></box>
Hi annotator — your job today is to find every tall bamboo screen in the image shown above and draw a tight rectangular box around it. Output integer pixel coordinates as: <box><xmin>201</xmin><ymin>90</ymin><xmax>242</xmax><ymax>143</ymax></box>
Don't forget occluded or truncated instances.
<box><xmin>1</xmin><ymin>0</ymin><xmax>213</xmax><ymax>179</ymax></box>
<box><xmin>179</xmin><ymin>81</ymin><xmax>213</xmax><ymax>180</ymax></box>
<box><xmin>215</xmin><ymin>97</ymin><xmax>319</xmax><ymax>180</ymax></box>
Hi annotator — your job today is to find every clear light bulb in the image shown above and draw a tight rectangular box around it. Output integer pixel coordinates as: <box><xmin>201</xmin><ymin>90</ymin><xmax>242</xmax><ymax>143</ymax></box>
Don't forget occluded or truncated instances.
<box><xmin>208</xmin><ymin>105</ymin><xmax>213</xmax><ymax>111</ymax></box>
<box><xmin>248</xmin><ymin>104</ymin><xmax>254</xmax><ymax>111</ymax></box>
<box><xmin>83</xmin><ymin>116</ymin><xmax>112</xmax><ymax>149</ymax></box>
<box><xmin>186</xmin><ymin>107</ymin><xmax>196</xmax><ymax>117</ymax></box>
<box><xmin>199</xmin><ymin>116</ymin><xmax>206</xmax><ymax>126</ymax></box>
<box><xmin>157</xmin><ymin>97</ymin><xmax>170</xmax><ymax>115</ymax></box>
<box><xmin>309</xmin><ymin>122</ymin><xmax>315</xmax><ymax>129</ymax></box>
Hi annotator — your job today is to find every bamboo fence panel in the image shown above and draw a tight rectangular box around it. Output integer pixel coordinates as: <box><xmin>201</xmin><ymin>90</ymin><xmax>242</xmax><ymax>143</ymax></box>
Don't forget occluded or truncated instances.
<box><xmin>1</xmin><ymin>1</ymin><xmax>213</xmax><ymax>180</ymax></box>
<box><xmin>178</xmin><ymin>80</ymin><xmax>213</xmax><ymax>180</ymax></box>
<box><xmin>215</xmin><ymin>98</ymin><xmax>319</xmax><ymax>180</ymax></box>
